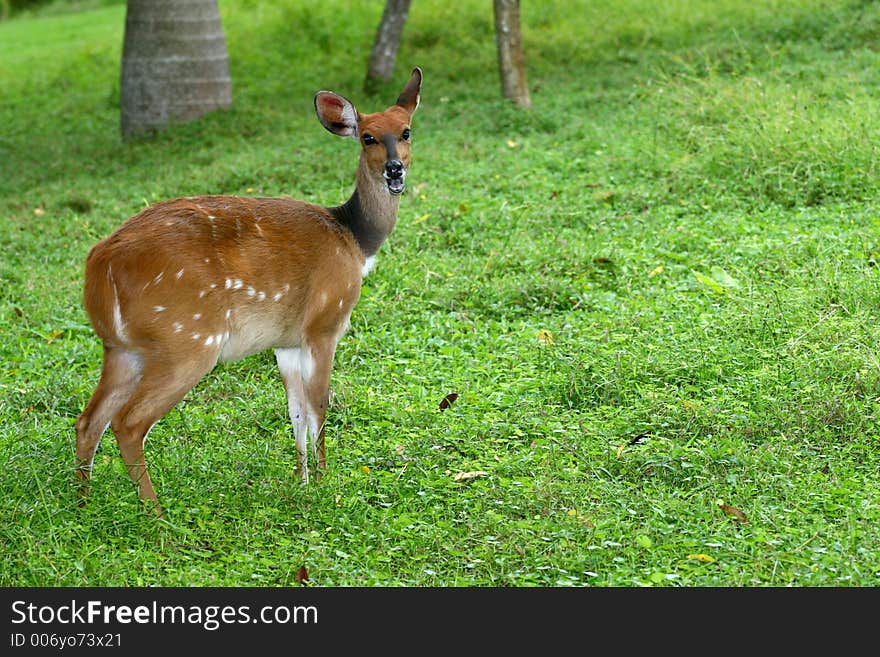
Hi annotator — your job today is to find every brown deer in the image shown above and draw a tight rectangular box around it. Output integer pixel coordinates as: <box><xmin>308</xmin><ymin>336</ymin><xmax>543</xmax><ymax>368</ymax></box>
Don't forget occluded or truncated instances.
<box><xmin>75</xmin><ymin>68</ymin><xmax>423</xmax><ymax>513</ymax></box>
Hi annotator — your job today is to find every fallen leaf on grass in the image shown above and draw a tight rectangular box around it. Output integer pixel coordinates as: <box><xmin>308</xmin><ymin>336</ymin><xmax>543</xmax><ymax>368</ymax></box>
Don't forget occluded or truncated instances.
<box><xmin>719</xmin><ymin>502</ymin><xmax>748</xmax><ymax>523</ymax></box>
<box><xmin>536</xmin><ymin>329</ymin><xmax>554</xmax><ymax>344</ymax></box>
<box><xmin>453</xmin><ymin>471</ymin><xmax>488</xmax><ymax>482</ymax></box>
<box><xmin>439</xmin><ymin>393</ymin><xmax>459</xmax><ymax>410</ymax></box>
<box><xmin>295</xmin><ymin>565</ymin><xmax>309</xmax><ymax>584</ymax></box>
<box><xmin>687</xmin><ymin>553</ymin><xmax>716</xmax><ymax>563</ymax></box>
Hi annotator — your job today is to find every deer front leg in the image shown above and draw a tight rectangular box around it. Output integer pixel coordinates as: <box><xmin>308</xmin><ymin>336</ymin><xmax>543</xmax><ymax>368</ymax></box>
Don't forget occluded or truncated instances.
<box><xmin>276</xmin><ymin>347</ymin><xmax>312</xmax><ymax>483</ymax></box>
<box><xmin>302</xmin><ymin>337</ymin><xmax>337</xmax><ymax>481</ymax></box>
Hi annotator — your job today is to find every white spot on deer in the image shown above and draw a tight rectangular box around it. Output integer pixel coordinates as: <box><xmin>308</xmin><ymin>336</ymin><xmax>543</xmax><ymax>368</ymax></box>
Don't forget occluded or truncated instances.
<box><xmin>273</xmin><ymin>292</ymin><xmax>283</xmax><ymax>302</ymax></box>
<box><xmin>283</xmin><ymin>283</ymin><xmax>290</xmax><ymax>293</ymax></box>
<box><xmin>191</xmin><ymin>333</ymin><xmax>201</xmax><ymax>340</ymax></box>
<box><xmin>193</xmin><ymin>313</ymin><xmax>202</xmax><ymax>320</ymax></box>
<box><xmin>257</xmin><ymin>291</ymin><xmax>266</xmax><ymax>301</ymax></box>
<box><xmin>338</xmin><ymin>299</ymin><xmax>344</xmax><ymax>309</ymax></box>
<box><xmin>362</xmin><ymin>256</ymin><xmax>376</xmax><ymax>277</ymax></box>
<box><xmin>225</xmin><ymin>278</ymin><xmax>232</xmax><ymax>289</ymax></box>
<box><xmin>216</xmin><ymin>333</ymin><xmax>224</xmax><ymax>345</ymax></box>
<box><xmin>153</xmin><ymin>305</ymin><xmax>166</xmax><ymax>313</ymax></box>
<box><xmin>225</xmin><ymin>309</ymin><xmax>232</xmax><ymax>320</ymax></box>
<box><xmin>246</xmin><ymin>286</ymin><xmax>255</xmax><ymax>297</ymax></box>
<box><xmin>319</xmin><ymin>292</ymin><xmax>328</xmax><ymax>306</ymax></box>
<box><xmin>205</xmin><ymin>335</ymin><xmax>215</xmax><ymax>346</ymax></box>
<box><xmin>210</xmin><ymin>283</ymin><xmax>217</xmax><ymax>289</ymax></box>
<box><xmin>204</xmin><ymin>258</ymin><xmax>210</xmax><ymax>264</ymax></box>
<box><xmin>208</xmin><ymin>215</ymin><xmax>216</xmax><ymax>220</ymax></box>
<box><xmin>198</xmin><ymin>290</ymin><xmax>206</xmax><ymax>298</ymax></box>
<box><xmin>153</xmin><ymin>272</ymin><xmax>164</xmax><ymax>285</ymax></box>
<box><xmin>176</xmin><ymin>269</ymin><xmax>184</xmax><ymax>280</ymax></box>
<box><xmin>108</xmin><ymin>265</ymin><xmax>128</xmax><ymax>343</ymax></box>
<box><xmin>255</xmin><ymin>223</ymin><xmax>264</xmax><ymax>237</ymax></box>
<box><xmin>172</xmin><ymin>322</ymin><xmax>183</xmax><ymax>333</ymax></box>
<box><xmin>233</xmin><ymin>279</ymin><xmax>243</xmax><ymax>290</ymax></box>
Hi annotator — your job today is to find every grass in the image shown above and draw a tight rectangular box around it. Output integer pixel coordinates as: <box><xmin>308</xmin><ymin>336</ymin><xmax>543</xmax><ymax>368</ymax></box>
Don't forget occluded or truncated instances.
<box><xmin>0</xmin><ymin>0</ymin><xmax>879</xmax><ymax>587</ymax></box>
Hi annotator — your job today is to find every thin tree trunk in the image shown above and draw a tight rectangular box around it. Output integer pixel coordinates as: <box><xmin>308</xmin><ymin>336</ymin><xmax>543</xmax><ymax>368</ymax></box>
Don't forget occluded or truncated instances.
<box><xmin>120</xmin><ymin>0</ymin><xmax>232</xmax><ymax>138</ymax></box>
<box><xmin>365</xmin><ymin>0</ymin><xmax>412</xmax><ymax>93</ymax></box>
<box><xmin>493</xmin><ymin>0</ymin><xmax>531</xmax><ymax>108</ymax></box>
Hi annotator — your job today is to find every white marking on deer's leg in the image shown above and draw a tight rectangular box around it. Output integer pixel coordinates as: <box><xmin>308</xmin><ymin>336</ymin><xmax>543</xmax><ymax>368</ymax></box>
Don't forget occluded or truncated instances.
<box><xmin>276</xmin><ymin>347</ymin><xmax>313</xmax><ymax>483</ymax></box>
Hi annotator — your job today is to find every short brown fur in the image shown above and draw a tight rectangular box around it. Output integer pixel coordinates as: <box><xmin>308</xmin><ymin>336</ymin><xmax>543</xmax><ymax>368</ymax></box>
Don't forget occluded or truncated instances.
<box><xmin>75</xmin><ymin>68</ymin><xmax>423</xmax><ymax>514</ymax></box>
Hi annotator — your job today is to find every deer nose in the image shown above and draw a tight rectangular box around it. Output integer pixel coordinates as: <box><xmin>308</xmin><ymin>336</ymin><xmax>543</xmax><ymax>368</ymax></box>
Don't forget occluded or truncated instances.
<box><xmin>384</xmin><ymin>159</ymin><xmax>404</xmax><ymax>179</ymax></box>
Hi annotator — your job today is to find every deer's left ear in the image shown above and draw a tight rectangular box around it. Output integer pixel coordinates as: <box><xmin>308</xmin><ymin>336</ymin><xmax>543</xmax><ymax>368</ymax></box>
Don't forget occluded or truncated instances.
<box><xmin>395</xmin><ymin>67</ymin><xmax>422</xmax><ymax>115</ymax></box>
<box><xmin>315</xmin><ymin>91</ymin><xmax>360</xmax><ymax>138</ymax></box>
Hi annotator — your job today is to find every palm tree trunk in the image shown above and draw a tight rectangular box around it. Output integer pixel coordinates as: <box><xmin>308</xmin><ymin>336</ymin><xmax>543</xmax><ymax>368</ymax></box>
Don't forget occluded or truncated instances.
<box><xmin>120</xmin><ymin>0</ymin><xmax>232</xmax><ymax>138</ymax></box>
<box><xmin>493</xmin><ymin>0</ymin><xmax>531</xmax><ymax>108</ymax></box>
<box><xmin>365</xmin><ymin>0</ymin><xmax>412</xmax><ymax>93</ymax></box>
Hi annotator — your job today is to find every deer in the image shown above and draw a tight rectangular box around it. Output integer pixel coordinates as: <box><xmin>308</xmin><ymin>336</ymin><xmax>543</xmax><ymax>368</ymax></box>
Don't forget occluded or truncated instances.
<box><xmin>74</xmin><ymin>67</ymin><xmax>423</xmax><ymax>514</ymax></box>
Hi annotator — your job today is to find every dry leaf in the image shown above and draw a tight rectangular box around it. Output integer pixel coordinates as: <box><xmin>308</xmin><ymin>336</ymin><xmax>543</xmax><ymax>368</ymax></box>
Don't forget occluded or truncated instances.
<box><xmin>295</xmin><ymin>565</ymin><xmax>309</xmax><ymax>584</ymax></box>
<box><xmin>687</xmin><ymin>553</ymin><xmax>716</xmax><ymax>563</ymax></box>
<box><xmin>536</xmin><ymin>329</ymin><xmax>554</xmax><ymax>344</ymax></box>
<box><xmin>719</xmin><ymin>503</ymin><xmax>748</xmax><ymax>523</ymax></box>
<box><xmin>453</xmin><ymin>470</ymin><xmax>488</xmax><ymax>482</ymax></box>
<box><xmin>33</xmin><ymin>207</ymin><xmax>45</xmax><ymax>216</ymax></box>
<box><xmin>439</xmin><ymin>393</ymin><xmax>459</xmax><ymax>410</ymax></box>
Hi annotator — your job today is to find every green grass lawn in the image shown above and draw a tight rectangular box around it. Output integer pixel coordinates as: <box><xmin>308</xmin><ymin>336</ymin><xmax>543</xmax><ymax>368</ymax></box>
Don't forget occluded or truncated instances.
<box><xmin>1</xmin><ymin>0</ymin><xmax>878</xmax><ymax>586</ymax></box>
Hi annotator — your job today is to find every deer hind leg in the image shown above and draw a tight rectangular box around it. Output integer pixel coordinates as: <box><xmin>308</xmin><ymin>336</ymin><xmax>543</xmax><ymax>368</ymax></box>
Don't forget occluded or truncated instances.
<box><xmin>75</xmin><ymin>346</ymin><xmax>142</xmax><ymax>493</ymax></box>
<box><xmin>276</xmin><ymin>339</ymin><xmax>336</xmax><ymax>484</ymax></box>
<box><xmin>110</xmin><ymin>349</ymin><xmax>218</xmax><ymax>513</ymax></box>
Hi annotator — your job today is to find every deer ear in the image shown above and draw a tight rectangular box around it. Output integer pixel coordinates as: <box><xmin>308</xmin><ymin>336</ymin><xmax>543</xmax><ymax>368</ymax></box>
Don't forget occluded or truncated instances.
<box><xmin>315</xmin><ymin>91</ymin><xmax>360</xmax><ymax>138</ymax></box>
<box><xmin>395</xmin><ymin>67</ymin><xmax>422</xmax><ymax>115</ymax></box>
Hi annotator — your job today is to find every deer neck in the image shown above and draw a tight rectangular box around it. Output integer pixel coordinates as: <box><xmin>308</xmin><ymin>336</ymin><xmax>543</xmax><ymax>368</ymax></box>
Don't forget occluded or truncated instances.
<box><xmin>329</xmin><ymin>157</ymin><xmax>400</xmax><ymax>258</ymax></box>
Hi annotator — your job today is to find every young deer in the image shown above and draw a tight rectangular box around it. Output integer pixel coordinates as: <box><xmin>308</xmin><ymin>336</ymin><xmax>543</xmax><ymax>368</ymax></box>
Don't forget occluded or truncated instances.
<box><xmin>75</xmin><ymin>68</ymin><xmax>422</xmax><ymax>513</ymax></box>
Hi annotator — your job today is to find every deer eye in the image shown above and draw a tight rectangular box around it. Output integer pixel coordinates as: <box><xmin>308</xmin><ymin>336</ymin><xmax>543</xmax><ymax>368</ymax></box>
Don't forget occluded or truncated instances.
<box><xmin>402</xmin><ymin>128</ymin><xmax>411</xmax><ymax>141</ymax></box>
<box><xmin>363</xmin><ymin>133</ymin><xmax>377</xmax><ymax>145</ymax></box>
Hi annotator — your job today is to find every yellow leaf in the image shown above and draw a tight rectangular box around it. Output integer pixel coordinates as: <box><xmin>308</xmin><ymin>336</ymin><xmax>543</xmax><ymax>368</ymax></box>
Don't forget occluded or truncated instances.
<box><xmin>453</xmin><ymin>470</ymin><xmax>488</xmax><ymax>482</ymax></box>
<box><xmin>413</xmin><ymin>213</ymin><xmax>432</xmax><ymax>224</ymax></box>
<box><xmin>46</xmin><ymin>329</ymin><xmax>63</xmax><ymax>344</ymax></box>
<box><xmin>33</xmin><ymin>207</ymin><xmax>45</xmax><ymax>216</ymax></box>
<box><xmin>687</xmin><ymin>553</ymin><xmax>716</xmax><ymax>563</ymax></box>
<box><xmin>648</xmin><ymin>265</ymin><xmax>664</xmax><ymax>278</ymax></box>
<box><xmin>536</xmin><ymin>329</ymin><xmax>554</xmax><ymax>344</ymax></box>
<box><xmin>360</xmin><ymin>465</ymin><xmax>371</xmax><ymax>474</ymax></box>
<box><xmin>566</xmin><ymin>509</ymin><xmax>577</xmax><ymax>517</ymax></box>
<box><xmin>506</xmin><ymin>139</ymin><xmax>518</xmax><ymax>148</ymax></box>
<box><xmin>616</xmin><ymin>443</ymin><xmax>626</xmax><ymax>458</ymax></box>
